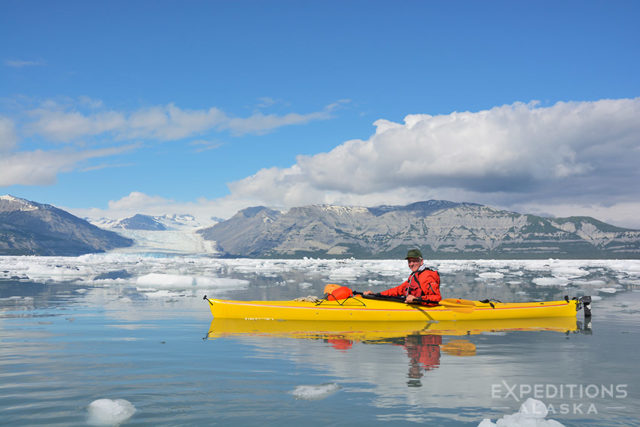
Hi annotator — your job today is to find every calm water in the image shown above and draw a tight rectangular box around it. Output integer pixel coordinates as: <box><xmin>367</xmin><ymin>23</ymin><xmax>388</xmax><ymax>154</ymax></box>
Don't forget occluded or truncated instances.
<box><xmin>1</xmin><ymin>256</ymin><xmax>639</xmax><ymax>426</ymax></box>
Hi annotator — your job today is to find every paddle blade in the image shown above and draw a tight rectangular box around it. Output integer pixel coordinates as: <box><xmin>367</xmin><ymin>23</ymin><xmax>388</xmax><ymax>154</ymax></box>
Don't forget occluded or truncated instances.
<box><xmin>441</xmin><ymin>298</ymin><xmax>476</xmax><ymax>307</ymax></box>
<box><xmin>439</xmin><ymin>299</ymin><xmax>476</xmax><ymax>312</ymax></box>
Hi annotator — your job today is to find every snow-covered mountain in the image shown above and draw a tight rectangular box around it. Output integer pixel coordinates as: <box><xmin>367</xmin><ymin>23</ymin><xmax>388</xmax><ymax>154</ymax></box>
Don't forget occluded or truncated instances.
<box><xmin>3</xmin><ymin>195</ymin><xmax>638</xmax><ymax>258</ymax></box>
<box><xmin>0</xmin><ymin>195</ymin><xmax>133</xmax><ymax>256</ymax></box>
<box><xmin>197</xmin><ymin>201</ymin><xmax>640</xmax><ymax>258</ymax></box>
<box><xmin>88</xmin><ymin>213</ymin><xmax>218</xmax><ymax>255</ymax></box>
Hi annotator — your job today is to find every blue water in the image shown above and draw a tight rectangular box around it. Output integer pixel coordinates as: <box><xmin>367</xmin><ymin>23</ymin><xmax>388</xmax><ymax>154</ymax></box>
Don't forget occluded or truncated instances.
<box><xmin>1</xmin><ymin>257</ymin><xmax>639</xmax><ymax>426</ymax></box>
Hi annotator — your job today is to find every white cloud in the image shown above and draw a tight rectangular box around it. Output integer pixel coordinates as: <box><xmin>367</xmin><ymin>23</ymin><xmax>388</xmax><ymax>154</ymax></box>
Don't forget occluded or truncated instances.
<box><xmin>5</xmin><ymin>59</ymin><xmax>45</xmax><ymax>68</ymax></box>
<box><xmin>26</xmin><ymin>101</ymin><xmax>340</xmax><ymax>142</ymax></box>
<box><xmin>127</xmin><ymin>104</ymin><xmax>227</xmax><ymax>140</ymax></box>
<box><xmin>53</xmin><ymin>98</ymin><xmax>640</xmax><ymax>229</ymax></box>
<box><xmin>0</xmin><ymin>145</ymin><xmax>137</xmax><ymax>186</ymax></box>
<box><xmin>225</xmin><ymin>98</ymin><xmax>640</xmax><ymax>227</ymax></box>
<box><xmin>189</xmin><ymin>139</ymin><xmax>224</xmax><ymax>152</ymax></box>
<box><xmin>28</xmin><ymin>109</ymin><xmax>127</xmax><ymax>141</ymax></box>
<box><xmin>107</xmin><ymin>191</ymin><xmax>172</xmax><ymax>210</ymax></box>
<box><xmin>224</xmin><ymin>110</ymin><xmax>331</xmax><ymax>136</ymax></box>
<box><xmin>71</xmin><ymin>191</ymin><xmax>253</xmax><ymax>224</ymax></box>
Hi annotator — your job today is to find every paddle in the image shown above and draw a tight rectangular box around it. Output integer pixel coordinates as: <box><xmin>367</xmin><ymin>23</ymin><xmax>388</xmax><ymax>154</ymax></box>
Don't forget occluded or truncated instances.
<box><xmin>353</xmin><ymin>291</ymin><xmax>476</xmax><ymax>312</ymax></box>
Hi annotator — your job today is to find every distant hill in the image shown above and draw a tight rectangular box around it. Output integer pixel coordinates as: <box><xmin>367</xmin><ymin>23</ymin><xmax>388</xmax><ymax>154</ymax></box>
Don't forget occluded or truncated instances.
<box><xmin>0</xmin><ymin>195</ymin><xmax>133</xmax><ymax>256</ymax></box>
<box><xmin>113</xmin><ymin>214</ymin><xmax>167</xmax><ymax>231</ymax></box>
<box><xmin>197</xmin><ymin>201</ymin><xmax>640</xmax><ymax>259</ymax></box>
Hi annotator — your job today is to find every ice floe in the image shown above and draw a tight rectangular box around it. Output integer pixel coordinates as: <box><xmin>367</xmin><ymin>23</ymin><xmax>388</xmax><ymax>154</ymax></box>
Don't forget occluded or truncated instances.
<box><xmin>478</xmin><ymin>398</ymin><xmax>564</xmax><ymax>426</ymax></box>
<box><xmin>291</xmin><ymin>383</ymin><xmax>340</xmax><ymax>400</ymax></box>
<box><xmin>87</xmin><ymin>398</ymin><xmax>136</xmax><ymax>426</ymax></box>
<box><xmin>532</xmin><ymin>277</ymin><xmax>569</xmax><ymax>287</ymax></box>
<box><xmin>478</xmin><ymin>272</ymin><xmax>505</xmax><ymax>279</ymax></box>
<box><xmin>1</xmin><ymin>255</ymin><xmax>639</xmax><ymax>300</ymax></box>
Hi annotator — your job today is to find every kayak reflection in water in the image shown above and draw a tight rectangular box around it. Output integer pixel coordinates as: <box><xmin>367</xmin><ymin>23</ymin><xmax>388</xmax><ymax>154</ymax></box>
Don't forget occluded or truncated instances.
<box><xmin>400</xmin><ymin>335</ymin><xmax>477</xmax><ymax>387</ymax></box>
<box><xmin>363</xmin><ymin>249</ymin><xmax>442</xmax><ymax>304</ymax></box>
<box><xmin>323</xmin><ymin>333</ymin><xmax>476</xmax><ymax>387</ymax></box>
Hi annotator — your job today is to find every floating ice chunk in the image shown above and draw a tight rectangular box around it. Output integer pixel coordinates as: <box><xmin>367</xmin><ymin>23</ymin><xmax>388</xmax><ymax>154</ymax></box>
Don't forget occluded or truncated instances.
<box><xmin>570</xmin><ymin>279</ymin><xmax>606</xmax><ymax>287</ymax></box>
<box><xmin>478</xmin><ymin>272</ymin><xmax>504</xmax><ymax>279</ymax></box>
<box><xmin>137</xmin><ymin>289</ymin><xmax>182</xmax><ymax>298</ymax></box>
<box><xmin>550</xmin><ymin>267</ymin><xmax>589</xmax><ymax>278</ymax></box>
<box><xmin>478</xmin><ymin>398</ymin><xmax>564</xmax><ymax>426</ymax></box>
<box><xmin>328</xmin><ymin>267</ymin><xmax>360</xmax><ymax>281</ymax></box>
<box><xmin>598</xmin><ymin>287</ymin><xmax>617</xmax><ymax>294</ymax></box>
<box><xmin>532</xmin><ymin>277</ymin><xmax>569</xmax><ymax>287</ymax></box>
<box><xmin>137</xmin><ymin>273</ymin><xmax>195</xmax><ymax>287</ymax></box>
<box><xmin>87</xmin><ymin>398</ymin><xmax>135</xmax><ymax>426</ymax></box>
<box><xmin>291</xmin><ymin>383</ymin><xmax>340</xmax><ymax>400</ymax></box>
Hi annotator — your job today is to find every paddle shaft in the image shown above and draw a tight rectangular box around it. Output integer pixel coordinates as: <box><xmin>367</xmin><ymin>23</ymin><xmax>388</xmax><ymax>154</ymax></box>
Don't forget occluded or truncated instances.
<box><xmin>356</xmin><ymin>292</ymin><xmax>438</xmax><ymax>305</ymax></box>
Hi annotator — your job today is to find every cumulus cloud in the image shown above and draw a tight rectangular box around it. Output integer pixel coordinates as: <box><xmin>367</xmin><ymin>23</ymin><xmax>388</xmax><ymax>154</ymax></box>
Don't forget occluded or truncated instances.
<box><xmin>14</xmin><ymin>97</ymin><xmax>640</xmax><ymax>229</ymax></box>
<box><xmin>26</xmin><ymin>101</ymin><xmax>340</xmax><ymax>142</ymax></box>
<box><xmin>71</xmin><ymin>191</ymin><xmax>254</xmax><ymax>223</ymax></box>
<box><xmin>107</xmin><ymin>191</ymin><xmax>172</xmax><ymax>210</ymax></box>
<box><xmin>229</xmin><ymin>99</ymin><xmax>640</xmax><ymax>204</ymax></box>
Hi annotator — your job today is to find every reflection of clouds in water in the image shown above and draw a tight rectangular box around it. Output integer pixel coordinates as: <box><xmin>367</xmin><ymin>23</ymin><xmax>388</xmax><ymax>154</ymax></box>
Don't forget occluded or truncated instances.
<box><xmin>76</xmin><ymin>286</ymin><xmax>212</xmax><ymax>322</ymax></box>
<box><xmin>242</xmin><ymin>334</ymin><xmax>504</xmax><ymax>412</ymax></box>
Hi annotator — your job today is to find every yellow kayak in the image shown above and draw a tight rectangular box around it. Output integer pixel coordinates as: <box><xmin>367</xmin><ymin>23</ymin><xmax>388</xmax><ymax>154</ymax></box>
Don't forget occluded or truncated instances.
<box><xmin>205</xmin><ymin>295</ymin><xmax>586</xmax><ymax>322</ymax></box>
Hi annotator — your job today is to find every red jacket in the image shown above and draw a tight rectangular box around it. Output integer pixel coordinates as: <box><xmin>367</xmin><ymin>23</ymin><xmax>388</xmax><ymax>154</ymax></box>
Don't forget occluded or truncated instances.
<box><xmin>381</xmin><ymin>267</ymin><xmax>442</xmax><ymax>303</ymax></box>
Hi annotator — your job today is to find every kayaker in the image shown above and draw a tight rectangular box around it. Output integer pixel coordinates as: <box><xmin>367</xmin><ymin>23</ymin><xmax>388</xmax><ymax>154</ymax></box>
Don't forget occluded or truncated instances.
<box><xmin>363</xmin><ymin>249</ymin><xmax>441</xmax><ymax>304</ymax></box>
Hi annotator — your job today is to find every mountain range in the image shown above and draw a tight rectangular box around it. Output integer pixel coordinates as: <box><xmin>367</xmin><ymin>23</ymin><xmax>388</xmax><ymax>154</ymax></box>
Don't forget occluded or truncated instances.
<box><xmin>197</xmin><ymin>201</ymin><xmax>640</xmax><ymax>259</ymax></box>
<box><xmin>2</xmin><ymin>195</ymin><xmax>639</xmax><ymax>258</ymax></box>
<box><xmin>0</xmin><ymin>195</ymin><xmax>133</xmax><ymax>256</ymax></box>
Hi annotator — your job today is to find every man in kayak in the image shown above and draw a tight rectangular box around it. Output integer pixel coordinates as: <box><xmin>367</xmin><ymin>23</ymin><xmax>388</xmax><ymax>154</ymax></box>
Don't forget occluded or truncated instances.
<box><xmin>363</xmin><ymin>249</ymin><xmax>442</xmax><ymax>304</ymax></box>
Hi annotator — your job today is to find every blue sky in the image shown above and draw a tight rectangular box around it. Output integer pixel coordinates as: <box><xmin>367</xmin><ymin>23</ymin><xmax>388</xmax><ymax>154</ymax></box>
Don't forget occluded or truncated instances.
<box><xmin>1</xmin><ymin>0</ymin><xmax>640</xmax><ymax>227</ymax></box>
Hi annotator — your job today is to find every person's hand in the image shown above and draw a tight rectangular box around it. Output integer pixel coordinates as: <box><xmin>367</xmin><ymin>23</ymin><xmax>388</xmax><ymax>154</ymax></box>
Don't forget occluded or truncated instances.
<box><xmin>405</xmin><ymin>295</ymin><xmax>417</xmax><ymax>303</ymax></box>
<box><xmin>363</xmin><ymin>290</ymin><xmax>373</xmax><ymax>295</ymax></box>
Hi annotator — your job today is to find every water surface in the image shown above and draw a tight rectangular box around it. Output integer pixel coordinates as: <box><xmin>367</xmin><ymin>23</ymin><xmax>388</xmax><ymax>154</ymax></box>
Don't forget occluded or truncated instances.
<box><xmin>1</xmin><ymin>256</ymin><xmax>638</xmax><ymax>426</ymax></box>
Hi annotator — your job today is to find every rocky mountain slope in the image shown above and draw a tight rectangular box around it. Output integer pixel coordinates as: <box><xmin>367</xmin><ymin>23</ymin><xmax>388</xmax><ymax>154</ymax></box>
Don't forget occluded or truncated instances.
<box><xmin>197</xmin><ymin>201</ymin><xmax>640</xmax><ymax>258</ymax></box>
<box><xmin>0</xmin><ymin>195</ymin><xmax>133</xmax><ymax>256</ymax></box>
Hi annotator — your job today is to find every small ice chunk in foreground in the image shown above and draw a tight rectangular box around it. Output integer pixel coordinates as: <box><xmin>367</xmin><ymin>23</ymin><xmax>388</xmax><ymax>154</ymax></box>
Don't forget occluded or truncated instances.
<box><xmin>478</xmin><ymin>398</ymin><xmax>564</xmax><ymax>427</ymax></box>
<box><xmin>291</xmin><ymin>383</ymin><xmax>340</xmax><ymax>400</ymax></box>
<box><xmin>87</xmin><ymin>398</ymin><xmax>136</xmax><ymax>426</ymax></box>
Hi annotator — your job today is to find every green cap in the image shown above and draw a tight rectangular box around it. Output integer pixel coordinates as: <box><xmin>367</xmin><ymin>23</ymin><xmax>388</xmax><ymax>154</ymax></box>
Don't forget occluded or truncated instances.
<box><xmin>405</xmin><ymin>249</ymin><xmax>423</xmax><ymax>259</ymax></box>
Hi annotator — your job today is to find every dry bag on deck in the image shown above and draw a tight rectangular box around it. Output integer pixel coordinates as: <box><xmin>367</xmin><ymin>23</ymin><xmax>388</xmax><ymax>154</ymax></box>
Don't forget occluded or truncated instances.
<box><xmin>324</xmin><ymin>285</ymin><xmax>353</xmax><ymax>301</ymax></box>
